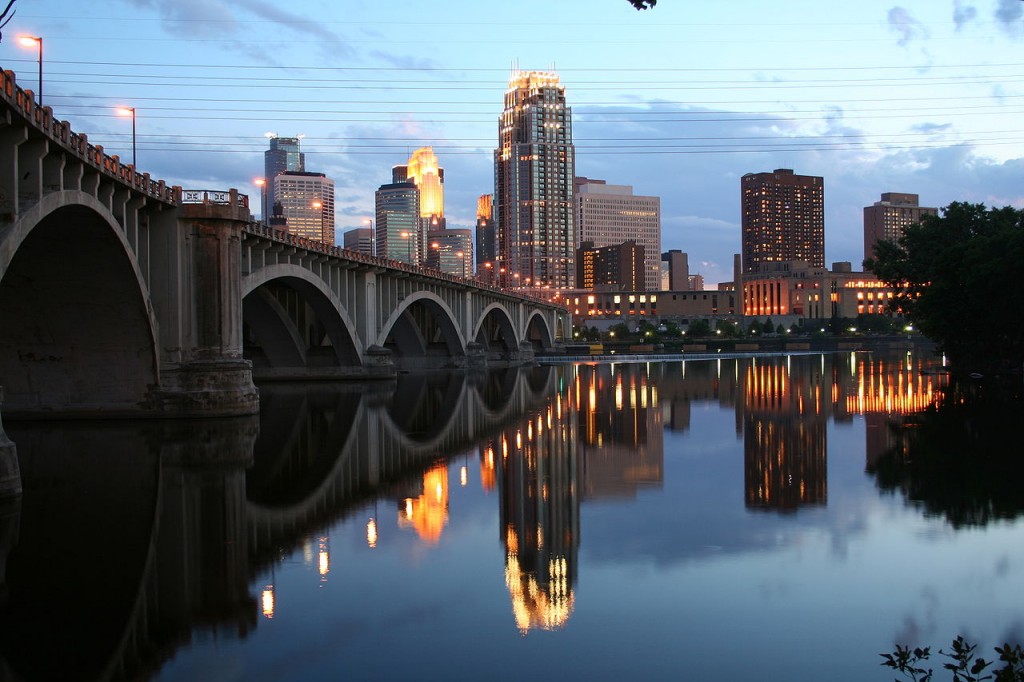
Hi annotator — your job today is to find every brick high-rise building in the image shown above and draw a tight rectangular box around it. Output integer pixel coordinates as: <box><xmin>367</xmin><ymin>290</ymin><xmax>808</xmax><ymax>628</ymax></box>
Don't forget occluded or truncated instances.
<box><xmin>576</xmin><ymin>240</ymin><xmax>645</xmax><ymax>292</ymax></box>
<box><xmin>863</xmin><ymin>192</ymin><xmax>937</xmax><ymax>264</ymax></box>
<box><xmin>494</xmin><ymin>70</ymin><xmax>575</xmax><ymax>289</ymax></box>
<box><xmin>741</xmin><ymin>168</ymin><xmax>824</xmax><ymax>274</ymax></box>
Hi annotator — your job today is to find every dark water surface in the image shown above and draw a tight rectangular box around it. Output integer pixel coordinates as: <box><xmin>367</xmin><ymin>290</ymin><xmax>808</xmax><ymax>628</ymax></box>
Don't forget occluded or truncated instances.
<box><xmin>2</xmin><ymin>349</ymin><xmax>1022</xmax><ymax>681</ymax></box>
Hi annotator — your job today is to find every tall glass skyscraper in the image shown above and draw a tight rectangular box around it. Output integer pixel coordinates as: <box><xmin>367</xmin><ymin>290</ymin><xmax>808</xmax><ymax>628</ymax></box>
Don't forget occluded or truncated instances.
<box><xmin>494</xmin><ymin>70</ymin><xmax>576</xmax><ymax>290</ymax></box>
<box><xmin>375</xmin><ymin>182</ymin><xmax>420</xmax><ymax>264</ymax></box>
<box><xmin>264</xmin><ymin>135</ymin><xmax>305</xmax><ymax>221</ymax></box>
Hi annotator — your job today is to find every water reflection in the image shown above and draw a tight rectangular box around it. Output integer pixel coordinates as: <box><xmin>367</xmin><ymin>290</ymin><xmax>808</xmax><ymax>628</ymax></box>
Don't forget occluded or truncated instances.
<box><xmin>4</xmin><ymin>349</ymin><xmax>1011</xmax><ymax>680</ymax></box>
<box><xmin>869</xmin><ymin>379</ymin><xmax>1024</xmax><ymax>528</ymax></box>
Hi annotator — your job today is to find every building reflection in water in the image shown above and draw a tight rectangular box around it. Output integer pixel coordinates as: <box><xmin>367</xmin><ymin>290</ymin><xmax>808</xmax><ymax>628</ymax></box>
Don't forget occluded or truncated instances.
<box><xmin>397</xmin><ymin>463</ymin><xmax>450</xmax><ymax>544</ymax></box>
<box><xmin>0</xmin><ymin>351</ymin><xmax>950</xmax><ymax>675</ymax></box>
<box><xmin>486</xmin><ymin>389</ymin><xmax>580</xmax><ymax>634</ymax></box>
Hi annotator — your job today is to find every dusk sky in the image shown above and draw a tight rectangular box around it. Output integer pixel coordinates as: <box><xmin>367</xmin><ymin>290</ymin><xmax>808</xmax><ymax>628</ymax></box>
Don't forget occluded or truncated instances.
<box><xmin>3</xmin><ymin>0</ymin><xmax>1023</xmax><ymax>287</ymax></box>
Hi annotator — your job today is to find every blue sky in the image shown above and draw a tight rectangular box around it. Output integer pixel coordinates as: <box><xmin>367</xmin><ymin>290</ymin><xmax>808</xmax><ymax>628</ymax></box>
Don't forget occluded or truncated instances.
<box><xmin>3</xmin><ymin>0</ymin><xmax>1023</xmax><ymax>287</ymax></box>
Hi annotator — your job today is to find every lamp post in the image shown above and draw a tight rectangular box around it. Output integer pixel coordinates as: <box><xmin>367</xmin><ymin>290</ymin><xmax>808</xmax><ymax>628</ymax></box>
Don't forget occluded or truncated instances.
<box><xmin>311</xmin><ymin>200</ymin><xmax>323</xmax><ymax>243</ymax></box>
<box><xmin>364</xmin><ymin>218</ymin><xmax>374</xmax><ymax>256</ymax></box>
<box><xmin>18</xmin><ymin>36</ymin><xmax>42</xmax><ymax>105</ymax></box>
<box><xmin>254</xmin><ymin>178</ymin><xmax>267</xmax><ymax>222</ymax></box>
<box><xmin>117</xmin><ymin>106</ymin><xmax>137</xmax><ymax>167</ymax></box>
<box><xmin>400</xmin><ymin>231</ymin><xmax>413</xmax><ymax>264</ymax></box>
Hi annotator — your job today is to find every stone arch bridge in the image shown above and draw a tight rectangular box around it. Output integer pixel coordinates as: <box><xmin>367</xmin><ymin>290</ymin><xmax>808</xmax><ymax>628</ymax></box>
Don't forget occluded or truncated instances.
<box><xmin>0</xmin><ymin>68</ymin><xmax>569</xmax><ymax>497</ymax></box>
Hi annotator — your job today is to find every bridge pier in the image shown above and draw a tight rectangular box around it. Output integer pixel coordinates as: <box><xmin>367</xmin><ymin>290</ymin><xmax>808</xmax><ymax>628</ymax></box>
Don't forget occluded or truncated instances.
<box><xmin>147</xmin><ymin>191</ymin><xmax>259</xmax><ymax>417</ymax></box>
<box><xmin>0</xmin><ymin>387</ymin><xmax>20</xmax><ymax>498</ymax></box>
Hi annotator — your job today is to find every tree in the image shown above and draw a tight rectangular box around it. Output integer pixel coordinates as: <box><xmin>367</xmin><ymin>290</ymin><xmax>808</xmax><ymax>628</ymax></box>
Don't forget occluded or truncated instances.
<box><xmin>687</xmin><ymin>319</ymin><xmax>711</xmax><ymax>337</ymax></box>
<box><xmin>762</xmin><ymin>318</ymin><xmax>775</xmax><ymax>335</ymax></box>
<box><xmin>626</xmin><ymin>0</ymin><xmax>656</xmax><ymax>8</ymax></box>
<box><xmin>866</xmin><ymin>202</ymin><xmax>1024</xmax><ymax>373</ymax></box>
<box><xmin>746</xmin><ymin>320</ymin><xmax>761</xmax><ymax>336</ymax></box>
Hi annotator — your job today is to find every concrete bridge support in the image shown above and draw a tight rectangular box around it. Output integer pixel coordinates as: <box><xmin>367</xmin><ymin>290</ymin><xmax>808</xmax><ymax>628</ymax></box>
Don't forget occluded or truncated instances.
<box><xmin>146</xmin><ymin>191</ymin><xmax>259</xmax><ymax>416</ymax></box>
<box><xmin>0</xmin><ymin>387</ymin><xmax>19</xmax><ymax>498</ymax></box>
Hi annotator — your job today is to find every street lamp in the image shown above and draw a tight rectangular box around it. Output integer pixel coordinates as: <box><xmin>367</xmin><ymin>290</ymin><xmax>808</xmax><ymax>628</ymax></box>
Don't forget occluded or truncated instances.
<box><xmin>117</xmin><ymin>106</ymin><xmax>137</xmax><ymax>167</ymax></box>
<box><xmin>364</xmin><ymin>218</ymin><xmax>374</xmax><ymax>256</ymax></box>
<box><xmin>400</xmin><ymin>230</ymin><xmax>413</xmax><ymax>264</ymax></box>
<box><xmin>311</xmin><ymin>200</ymin><xmax>323</xmax><ymax>242</ymax></box>
<box><xmin>254</xmin><ymin>178</ymin><xmax>267</xmax><ymax>222</ymax></box>
<box><xmin>18</xmin><ymin>35</ymin><xmax>42</xmax><ymax>105</ymax></box>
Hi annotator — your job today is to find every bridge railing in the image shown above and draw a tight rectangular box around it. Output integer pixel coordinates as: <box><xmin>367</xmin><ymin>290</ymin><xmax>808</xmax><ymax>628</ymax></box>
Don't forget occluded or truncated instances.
<box><xmin>243</xmin><ymin>222</ymin><xmax>563</xmax><ymax>309</ymax></box>
<box><xmin>0</xmin><ymin>68</ymin><xmax>175</xmax><ymax>204</ymax></box>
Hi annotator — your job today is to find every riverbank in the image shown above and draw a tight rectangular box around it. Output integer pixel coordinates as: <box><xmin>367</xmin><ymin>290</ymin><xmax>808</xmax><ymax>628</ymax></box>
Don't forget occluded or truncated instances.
<box><xmin>543</xmin><ymin>334</ymin><xmax>937</xmax><ymax>364</ymax></box>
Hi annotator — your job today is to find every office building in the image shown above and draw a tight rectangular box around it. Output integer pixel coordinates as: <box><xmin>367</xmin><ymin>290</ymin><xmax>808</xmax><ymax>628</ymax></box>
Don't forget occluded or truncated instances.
<box><xmin>475</xmin><ymin>194</ymin><xmax>497</xmax><ymax>280</ymax></box>
<box><xmin>863</xmin><ymin>192</ymin><xmax>937</xmax><ymax>263</ymax></box>
<box><xmin>576</xmin><ymin>240</ymin><xmax>645</xmax><ymax>292</ymax></box>
<box><xmin>273</xmin><ymin>171</ymin><xmax>334</xmax><ymax>245</ymax></box>
<box><xmin>494</xmin><ymin>70</ymin><xmax>576</xmax><ymax>290</ymax></box>
<box><xmin>343</xmin><ymin>227</ymin><xmax>374</xmax><ymax>255</ymax></box>
<box><xmin>427</xmin><ymin>228</ymin><xmax>473</xmax><ymax>278</ymax></box>
<box><xmin>393</xmin><ymin>147</ymin><xmax>446</xmax><ymax>262</ymax></box>
<box><xmin>263</xmin><ymin>135</ymin><xmax>305</xmax><ymax>221</ymax></box>
<box><xmin>660</xmin><ymin>250</ymin><xmax>690</xmax><ymax>291</ymax></box>
<box><xmin>741</xmin><ymin>168</ymin><xmax>824</xmax><ymax>274</ymax></box>
<box><xmin>375</xmin><ymin>181</ymin><xmax>420</xmax><ymax>264</ymax></box>
<box><xmin>575</xmin><ymin>178</ymin><xmax>661</xmax><ymax>291</ymax></box>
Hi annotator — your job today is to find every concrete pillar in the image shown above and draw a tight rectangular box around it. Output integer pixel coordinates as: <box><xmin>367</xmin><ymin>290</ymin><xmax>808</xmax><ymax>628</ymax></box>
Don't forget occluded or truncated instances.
<box><xmin>150</xmin><ymin>190</ymin><xmax>259</xmax><ymax>416</ymax></box>
<box><xmin>0</xmin><ymin>387</ymin><xmax>21</xmax><ymax>498</ymax></box>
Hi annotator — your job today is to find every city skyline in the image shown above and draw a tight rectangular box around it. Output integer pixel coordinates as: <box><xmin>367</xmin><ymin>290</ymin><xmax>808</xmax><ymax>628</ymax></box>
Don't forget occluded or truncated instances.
<box><xmin>5</xmin><ymin>1</ymin><xmax>1023</xmax><ymax>287</ymax></box>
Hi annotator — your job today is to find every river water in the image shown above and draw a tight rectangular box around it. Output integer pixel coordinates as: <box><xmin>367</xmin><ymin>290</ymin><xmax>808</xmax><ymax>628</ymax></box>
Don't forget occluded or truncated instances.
<box><xmin>1</xmin><ymin>348</ymin><xmax>1021</xmax><ymax>681</ymax></box>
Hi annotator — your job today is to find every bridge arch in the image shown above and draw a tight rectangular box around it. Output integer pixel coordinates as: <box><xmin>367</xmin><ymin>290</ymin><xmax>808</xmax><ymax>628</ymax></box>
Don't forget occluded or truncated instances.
<box><xmin>378</xmin><ymin>291</ymin><xmax>466</xmax><ymax>366</ymax></box>
<box><xmin>241</xmin><ymin>264</ymin><xmax>362</xmax><ymax>375</ymax></box>
<box><xmin>523</xmin><ymin>310</ymin><xmax>556</xmax><ymax>351</ymax></box>
<box><xmin>0</xmin><ymin>191</ymin><xmax>159</xmax><ymax>415</ymax></box>
<box><xmin>473</xmin><ymin>303</ymin><xmax>519</xmax><ymax>355</ymax></box>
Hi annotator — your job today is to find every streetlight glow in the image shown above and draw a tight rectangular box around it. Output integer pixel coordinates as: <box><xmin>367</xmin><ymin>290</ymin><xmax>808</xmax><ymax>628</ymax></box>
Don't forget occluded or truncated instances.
<box><xmin>18</xmin><ymin>35</ymin><xmax>43</xmax><ymax>105</ymax></box>
<box><xmin>117</xmin><ymin>106</ymin><xmax>137</xmax><ymax>167</ymax></box>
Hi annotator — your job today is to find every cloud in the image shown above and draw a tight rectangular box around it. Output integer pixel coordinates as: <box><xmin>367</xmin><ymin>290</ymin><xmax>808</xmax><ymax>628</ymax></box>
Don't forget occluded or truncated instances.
<box><xmin>888</xmin><ymin>6</ymin><xmax>929</xmax><ymax>46</ymax></box>
<box><xmin>953</xmin><ymin>1</ymin><xmax>979</xmax><ymax>31</ymax></box>
<box><xmin>994</xmin><ymin>0</ymin><xmax>1024</xmax><ymax>36</ymax></box>
<box><xmin>119</xmin><ymin>0</ymin><xmax>345</xmax><ymax>48</ymax></box>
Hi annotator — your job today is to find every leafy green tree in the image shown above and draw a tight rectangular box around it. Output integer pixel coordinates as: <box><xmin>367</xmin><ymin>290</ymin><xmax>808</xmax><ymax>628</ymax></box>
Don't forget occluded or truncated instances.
<box><xmin>762</xmin><ymin>318</ymin><xmax>775</xmax><ymax>335</ymax></box>
<box><xmin>866</xmin><ymin>202</ymin><xmax>1024</xmax><ymax>373</ymax></box>
<box><xmin>687</xmin><ymin>319</ymin><xmax>711</xmax><ymax>337</ymax></box>
<box><xmin>627</xmin><ymin>0</ymin><xmax>656</xmax><ymax>8</ymax></box>
<box><xmin>608</xmin><ymin>322</ymin><xmax>630</xmax><ymax>339</ymax></box>
<box><xmin>662</xmin><ymin>321</ymin><xmax>681</xmax><ymax>337</ymax></box>
<box><xmin>746</xmin><ymin>320</ymin><xmax>761</xmax><ymax>336</ymax></box>
<box><xmin>718</xmin><ymin>320</ymin><xmax>740</xmax><ymax>338</ymax></box>
<box><xmin>776</xmin><ymin>324</ymin><xmax>786</xmax><ymax>335</ymax></box>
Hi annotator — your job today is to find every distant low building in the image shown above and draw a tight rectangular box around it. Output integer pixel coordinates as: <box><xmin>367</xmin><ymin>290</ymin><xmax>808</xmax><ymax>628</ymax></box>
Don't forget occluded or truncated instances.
<box><xmin>742</xmin><ymin>260</ymin><xmax>897</xmax><ymax>322</ymax></box>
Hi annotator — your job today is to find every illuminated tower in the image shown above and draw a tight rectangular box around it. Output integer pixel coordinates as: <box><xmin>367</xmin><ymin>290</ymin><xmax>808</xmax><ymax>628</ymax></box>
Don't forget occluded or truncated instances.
<box><xmin>263</xmin><ymin>134</ymin><xmax>305</xmax><ymax>222</ymax></box>
<box><xmin>741</xmin><ymin>168</ymin><xmax>824</xmax><ymax>274</ymax></box>
<box><xmin>494</xmin><ymin>70</ymin><xmax>576</xmax><ymax>290</ymax></box>
<box><xmin>394</xmin><ymin>147</ymin><xmax>445</xmax><ymax>261</ymax></box>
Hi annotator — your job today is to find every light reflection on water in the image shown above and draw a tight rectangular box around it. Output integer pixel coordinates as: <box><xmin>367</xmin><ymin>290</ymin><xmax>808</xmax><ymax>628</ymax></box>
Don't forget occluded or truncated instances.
<box><xmin>1</xmin><ymin>349</ymin><xmax>1022</xmax><ymax>682</ymax></box>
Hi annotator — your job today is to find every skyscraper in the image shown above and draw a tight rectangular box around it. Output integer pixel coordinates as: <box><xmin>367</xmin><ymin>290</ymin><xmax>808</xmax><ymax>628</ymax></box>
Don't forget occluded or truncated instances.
<box><xmin>863</xmin><ymin>192</ymin><xmax>936</xmax><ymax>264</ymax></box>
<box><xmin>273</xmin><ymin>171</ymin><xmax>334</xmax><ymax>245</ymax></box>
<box><xmin>375</xmin><ymin>181</ymin><xmax>420</xmax><ymax>264</ymax></box>
<box><xmin>740</xmin><ymin>168</ymin><xmax>824</xmax><ymax>274</ymax></box>
<box><xmin>393</xmin><ymin>147</ymin><xmax>446</xmax><ymax>261</ymax></box>
<box><xmin>494</xmin><ymin>70</ymin><xmax>576</xmax><ymax>290</ymax></box>
<box><xmin>574</xmin><ymin>177</ymin><xmax>661</xmax><ymax>291</ymax></box>
<box><xmin>427</xmin><ymin>228</ymin><xmax>473</xmax><ymax>278</ymax></box>
<box><xmin>263</xmin><ymin>134</ymin><xmax>305</xmax><ymax>221</ymax></box>
<box><xmin>475</xmin><ymin>194</ymin><xmax>496</xmax><ymax>279</ymax></box>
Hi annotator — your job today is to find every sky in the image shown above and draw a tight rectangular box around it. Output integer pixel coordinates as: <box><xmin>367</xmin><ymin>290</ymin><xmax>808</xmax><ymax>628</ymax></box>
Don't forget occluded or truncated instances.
<box><xmin>2</xmin><ymin>0</ymin><xmax>1023</xmax><ymax>287</ymax></box>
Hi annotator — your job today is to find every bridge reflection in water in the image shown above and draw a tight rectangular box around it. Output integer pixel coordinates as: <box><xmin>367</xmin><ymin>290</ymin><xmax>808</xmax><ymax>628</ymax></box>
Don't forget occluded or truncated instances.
<box><xmin>0</xmin><ymin>351</ymin><xmax>950</xmax><ymax>680</ymax></box>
